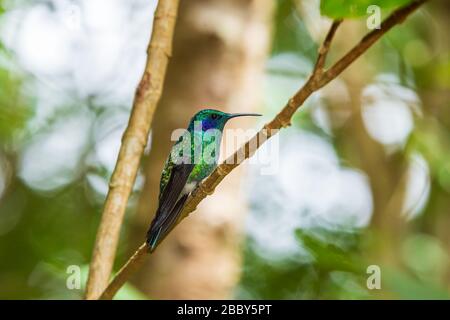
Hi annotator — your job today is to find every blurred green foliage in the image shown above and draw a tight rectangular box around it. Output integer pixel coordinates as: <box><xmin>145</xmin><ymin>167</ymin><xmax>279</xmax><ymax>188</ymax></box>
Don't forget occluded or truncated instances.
<box><xmin>0</xmin><ymin>68</ymin><xmax>31</xmax><ymax>142</ymax></box>
<box><xmin>321</xmin><ymin>0</ymin><xmax>413</xmax><ymax>18</ymax></box>
<box><xmin>273</xmin><ymin>0</ymin><xmax>318</xmax><ymax>59</ymax></box>
<box><xmin>238</xmin><ymin>229</ymin><xmax>369</xmax><ymax>299</ymax></box>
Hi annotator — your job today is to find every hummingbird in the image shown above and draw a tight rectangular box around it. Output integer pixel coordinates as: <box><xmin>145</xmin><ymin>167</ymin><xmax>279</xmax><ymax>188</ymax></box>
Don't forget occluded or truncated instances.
<box><xmin>146</xmin><ymin>108</ymin><xmax>261</xmax><ymax>251</ymax></box>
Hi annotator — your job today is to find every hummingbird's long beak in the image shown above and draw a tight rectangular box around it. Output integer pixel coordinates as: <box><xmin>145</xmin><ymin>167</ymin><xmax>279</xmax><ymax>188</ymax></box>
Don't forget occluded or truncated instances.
<box><xmin>228</xmin><ymin>112</ymin><xmax>262</xmax><ymax>119</ymax></box>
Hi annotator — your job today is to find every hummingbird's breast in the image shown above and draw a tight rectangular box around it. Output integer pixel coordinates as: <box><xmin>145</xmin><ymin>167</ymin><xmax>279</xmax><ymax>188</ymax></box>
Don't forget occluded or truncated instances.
<box><xmin>186</xmin><ymin>130</ymin><xmax>221</xmax><ymax>182</ymax></box>
<box><xmin>188</xmin><ymin>161</ymin><xmax>217</xmax><ymax>183</ymax></box>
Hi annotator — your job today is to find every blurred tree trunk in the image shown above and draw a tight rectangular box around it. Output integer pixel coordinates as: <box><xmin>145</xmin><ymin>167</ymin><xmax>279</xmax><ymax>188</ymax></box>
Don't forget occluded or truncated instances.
<box><xmin>345</xmin><ymin>81</ymin><xmax>408</xmax><ymax>268</ymax></box>
<box><xmin>327</xmin><ymin>72</ymin><xmax>407</xmax><ymax>299</ymax></box>
<box><xmin>325</xmin><ymin>21</ymin><xmax>409</xmax><ymax>294</ymax></box>
<box><xmin>128</xmin><ymin>0</ymin><xmax>273</xmax><ymax>299</ymax></box>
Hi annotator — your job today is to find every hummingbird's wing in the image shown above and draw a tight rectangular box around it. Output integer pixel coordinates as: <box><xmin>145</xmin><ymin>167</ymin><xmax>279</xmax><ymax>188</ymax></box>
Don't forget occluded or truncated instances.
<box><xmin>146</xmin><ymin>162</ymin><xmax>194</xmax><ymax>251</ymax></box>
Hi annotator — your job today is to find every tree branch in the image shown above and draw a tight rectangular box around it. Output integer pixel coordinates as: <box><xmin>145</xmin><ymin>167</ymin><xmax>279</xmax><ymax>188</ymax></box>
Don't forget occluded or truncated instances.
<box><xmin>98</xmin><ymin>0</ymin><xmax>427</xmax><ymax>300</ymax></box>
<box><xmin>99</xmin><ymin>243</ymin><xmax>149</xmax><ymax>300</ymax></box>
<box><xmin>85</xmin><ymin>0</ymin><xmax>180</xmax><ymax>300</ymax></box>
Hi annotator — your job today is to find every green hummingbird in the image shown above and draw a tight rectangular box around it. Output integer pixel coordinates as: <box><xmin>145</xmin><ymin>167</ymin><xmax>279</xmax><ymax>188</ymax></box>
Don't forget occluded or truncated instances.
<box><xmin>146</xmin><ymin>108</ymin><xmax>261</xmax><ymax>251</ymax></box>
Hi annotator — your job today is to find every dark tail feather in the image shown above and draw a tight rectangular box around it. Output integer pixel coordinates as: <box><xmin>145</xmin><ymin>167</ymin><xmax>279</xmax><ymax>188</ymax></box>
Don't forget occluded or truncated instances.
<box><xmin>146</xmin><ymin>226</ymin><xmax>162</xmax><ymax>252</ymax></box>
<box><xmin>146</xmin><ymin>194</ymin><xmax>188</xmax><ymax>252</ymax></box>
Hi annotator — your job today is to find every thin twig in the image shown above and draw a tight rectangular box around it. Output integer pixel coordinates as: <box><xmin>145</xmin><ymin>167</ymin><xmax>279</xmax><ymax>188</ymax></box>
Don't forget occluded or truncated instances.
<box><xmin>313</xmin><ymin>19</ymin><xmax>342</xmax><ymax>75</ymax></box>
<box><xmin>99</xmin><ymin>0</ymin><xmax>427</xmax><ymax>299</ymax></box>
<box><xmin>85</xmin><ymin>0</ymin><xmax>180</xmax><ymax>300</ymax></box>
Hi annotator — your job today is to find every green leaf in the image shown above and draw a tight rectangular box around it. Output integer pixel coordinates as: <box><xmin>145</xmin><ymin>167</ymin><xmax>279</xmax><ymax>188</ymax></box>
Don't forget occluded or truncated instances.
<box><xmin>320</xmin><ymin>0</ymin><xmax>413</xmax><ymax>19</ymax></box>
<box><xmin>295</xmin><ymin>229</ymin><xmax>364</xmax><ymax>274</ymax></box>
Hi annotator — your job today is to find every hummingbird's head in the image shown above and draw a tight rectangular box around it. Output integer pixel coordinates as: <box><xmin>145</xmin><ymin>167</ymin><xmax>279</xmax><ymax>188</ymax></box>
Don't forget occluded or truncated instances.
<box><xmin>191</xmin><ymin>108</ymin><xmax>261</xmax><ymax>131</ymax></box>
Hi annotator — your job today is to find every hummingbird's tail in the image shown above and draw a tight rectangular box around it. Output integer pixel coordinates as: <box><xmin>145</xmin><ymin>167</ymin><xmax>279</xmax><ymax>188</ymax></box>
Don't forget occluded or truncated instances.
<box><xmin>146</xmin><ymin>194</ymin><xmax>189</xmax><ymax>252</ymax></box>
<box><xmin>146</xmin><ymin>227</ymin><xmax>162</xmax><ymax>252</ymax></box>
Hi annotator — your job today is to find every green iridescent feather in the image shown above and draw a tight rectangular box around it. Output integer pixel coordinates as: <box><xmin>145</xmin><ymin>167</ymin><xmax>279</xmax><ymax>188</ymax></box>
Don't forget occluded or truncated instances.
<box><xmin>147</xmin><ymin>109</ymin><xmax>261</xmax><ymax>251</ymax></box>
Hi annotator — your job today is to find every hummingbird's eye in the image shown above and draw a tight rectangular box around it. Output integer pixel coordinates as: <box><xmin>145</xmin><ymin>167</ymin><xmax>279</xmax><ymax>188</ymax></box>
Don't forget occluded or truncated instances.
<box><xmin>211</xmin><ymin>114</ymin><xmax>218</xmax><ymax>120</ymax></box>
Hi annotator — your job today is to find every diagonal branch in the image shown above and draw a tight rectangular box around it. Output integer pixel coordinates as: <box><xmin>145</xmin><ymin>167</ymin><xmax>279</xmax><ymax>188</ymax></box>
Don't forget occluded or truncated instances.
<box><xmin>98</xmin><ymin>0</ymin><xmax>427</xmax><ymax>300</ymax></box>
<box><xmin>85</xmin><ymin>0</ymin><xmax>180</xmax><ymax>300</ymax></box>
<box><xmin>99</xmin><ymin>243</ymin><xmax>148</xmax><ymax>300</ymax></box>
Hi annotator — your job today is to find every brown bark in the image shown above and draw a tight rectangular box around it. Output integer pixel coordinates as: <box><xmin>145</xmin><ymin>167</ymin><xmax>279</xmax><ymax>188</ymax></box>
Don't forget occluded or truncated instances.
<box><xmin>131</xmin><ymin>0</ymin><xmax>274</xmax><ymax>299</ymax></box>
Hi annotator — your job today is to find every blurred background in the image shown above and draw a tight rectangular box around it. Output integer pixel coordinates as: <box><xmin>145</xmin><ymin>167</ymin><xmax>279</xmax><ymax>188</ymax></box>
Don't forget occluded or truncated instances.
<box><xmin>0</xmin><ymin>0</ymin><xmax>449</xmax><ymax>299</ymax></box>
